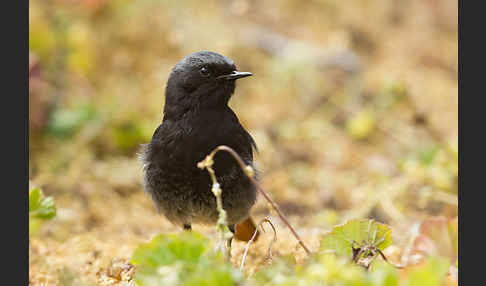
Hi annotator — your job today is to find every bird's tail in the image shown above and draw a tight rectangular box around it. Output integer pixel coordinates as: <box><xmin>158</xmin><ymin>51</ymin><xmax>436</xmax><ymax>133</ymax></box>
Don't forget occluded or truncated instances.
<box><xmin>233</xmin><ymin>216</ymin><xmax>260</xmax><ymax>242</ymax></box>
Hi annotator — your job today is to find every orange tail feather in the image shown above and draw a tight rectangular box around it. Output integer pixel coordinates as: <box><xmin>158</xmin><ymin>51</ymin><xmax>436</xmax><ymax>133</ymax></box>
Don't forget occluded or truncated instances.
<box><xmin>233</xmin><ymin>216</ymin><xmax>260</xmax><ymax>242</ymax></box>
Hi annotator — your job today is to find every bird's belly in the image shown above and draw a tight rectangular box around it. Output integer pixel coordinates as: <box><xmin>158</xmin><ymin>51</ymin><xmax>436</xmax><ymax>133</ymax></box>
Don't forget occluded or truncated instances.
<box><xmin>143</xmin><ymin>163</ymin><xmax>256</xmax><ymax>226</ymax></box>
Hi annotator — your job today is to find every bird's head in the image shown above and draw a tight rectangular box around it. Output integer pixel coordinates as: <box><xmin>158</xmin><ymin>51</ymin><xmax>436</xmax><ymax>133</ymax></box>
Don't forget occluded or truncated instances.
<box><xmin>163</xmin><ymin>51</ymin><xmax>252</xmax><ymax>118</ymax></box>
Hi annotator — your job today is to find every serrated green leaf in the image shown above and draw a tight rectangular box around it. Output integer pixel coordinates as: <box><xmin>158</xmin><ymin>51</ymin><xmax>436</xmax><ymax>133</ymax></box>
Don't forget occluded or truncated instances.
<box><xmin>320</xmin><ymin>219</ymin><xmax>392</xmax><ymax>258</ymax></box>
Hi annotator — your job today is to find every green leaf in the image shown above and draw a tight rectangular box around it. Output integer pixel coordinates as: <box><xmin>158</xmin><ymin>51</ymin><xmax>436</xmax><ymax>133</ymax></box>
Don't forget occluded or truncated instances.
<box><xmin>29</xmin><ymin>187</ymin><xmax>56</xmax><ymax>219</ymax></box>
<box><xmin>29</xmin><ymin>187</ymin><xmax>56</xmax><ymax>236</ymax></box>
<box><xmin>131</xmin><ymin>232</ymin><xmax>242</xmax><ymax>286</ymax></box>
<box><xmin>36</xmin><ymin>196</ymin><xmax>56</xmax><ymax>219</ymax></box>
<box><xmin>29</xmin><ymin>187</ymin><xmax>42</xmax><ymax>212</ymax></box>
<box><xmin>185</xmin><ymin>261</ymin><xmax>242</xmax><ymax>286</ymax></box>
<box><xmin>320</xmin><ymin>219</ymin><xmax>393</xmax><ymax>258</ymax></box>
<box><xmin>132</xmin><ymin>232</ymin><xmax>208</xmax><ymax>269</ymax></box>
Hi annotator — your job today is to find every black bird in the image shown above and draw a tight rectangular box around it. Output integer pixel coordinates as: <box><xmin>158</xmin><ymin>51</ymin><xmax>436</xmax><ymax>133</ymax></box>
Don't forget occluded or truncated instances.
<box><xmin>140</xmin><ymin>51</ymin><xmax>258</xmax><ymax>241</ymax></box>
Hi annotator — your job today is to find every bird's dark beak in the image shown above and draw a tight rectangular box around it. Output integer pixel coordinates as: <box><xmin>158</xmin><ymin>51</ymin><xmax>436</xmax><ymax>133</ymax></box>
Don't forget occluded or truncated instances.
<box><xmin>217</xmin><ymin>71</ymin><xmax>253</xmax><ymax>80</ymax></box>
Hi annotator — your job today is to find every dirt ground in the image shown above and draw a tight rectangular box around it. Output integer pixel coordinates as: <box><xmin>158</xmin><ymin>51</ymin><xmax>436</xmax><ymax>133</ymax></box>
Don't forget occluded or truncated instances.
<box><xmin>29</xmin><ymin>0</ymin><xmax>457</xmax><ymax>284</ymax></box>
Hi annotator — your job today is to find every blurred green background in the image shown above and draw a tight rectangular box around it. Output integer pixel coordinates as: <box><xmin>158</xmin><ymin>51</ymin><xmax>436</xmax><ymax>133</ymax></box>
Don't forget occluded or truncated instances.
<box><xmin>29</xmin><ymin>0</ymin><xmax>457</xmax><ymax>284</ymax></box>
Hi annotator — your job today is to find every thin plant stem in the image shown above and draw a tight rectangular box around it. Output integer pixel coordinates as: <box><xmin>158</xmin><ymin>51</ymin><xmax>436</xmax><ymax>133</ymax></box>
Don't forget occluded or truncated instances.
<box><xmin>240</xmin><ymin>217</ymin><xmax>277</xmax><ymax>271</ymax></box>
<box><xmin>203</xmin><ymin>145</ymin><xmax>312</xmax><ymax>255</ymax></box>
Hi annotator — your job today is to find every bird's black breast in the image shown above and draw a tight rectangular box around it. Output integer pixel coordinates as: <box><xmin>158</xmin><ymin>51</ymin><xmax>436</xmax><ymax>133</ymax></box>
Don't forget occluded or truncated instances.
<box><xmin>140</xmin><ymin>107</ymin><xmax>257</xmax><ymax>225</ymax></box>
<box><xmin>148</xmin><ymin>108</ymin><xmax>254</xmax><ymax>169</ymax></box>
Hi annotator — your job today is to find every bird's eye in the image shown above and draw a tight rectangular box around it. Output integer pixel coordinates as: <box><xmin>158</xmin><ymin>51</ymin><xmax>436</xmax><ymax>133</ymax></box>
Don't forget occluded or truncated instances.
<box><xmin>200</xmin><ymin>67</ymin><xmax>211</xmax><ymax>77</ymax></box>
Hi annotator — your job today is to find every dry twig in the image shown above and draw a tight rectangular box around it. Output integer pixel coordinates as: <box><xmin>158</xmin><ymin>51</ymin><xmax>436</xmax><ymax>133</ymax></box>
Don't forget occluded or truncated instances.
<box><xmin>199</xmin><ymin>145</ymin><xmax>312</xmax><ymax>255</ymax></box>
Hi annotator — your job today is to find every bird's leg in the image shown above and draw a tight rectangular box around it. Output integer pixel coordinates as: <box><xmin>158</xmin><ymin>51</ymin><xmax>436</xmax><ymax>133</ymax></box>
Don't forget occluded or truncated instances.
<box><xmin>183</xmin><ymin>224</ymin><xmax>192</xmax><ymax>231</ymax></box>
<box><xmin>227</xmin><ymin>224</ymin><xmax>235</xmax><ymax>255</ymax></box>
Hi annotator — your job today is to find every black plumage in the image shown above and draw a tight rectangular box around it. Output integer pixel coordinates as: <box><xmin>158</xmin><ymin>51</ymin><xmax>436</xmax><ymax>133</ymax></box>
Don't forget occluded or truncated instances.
<box><xmin>140</xmin><ymin>51</ymin><xmax>258</xmax><ymax>235</ymax></box>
